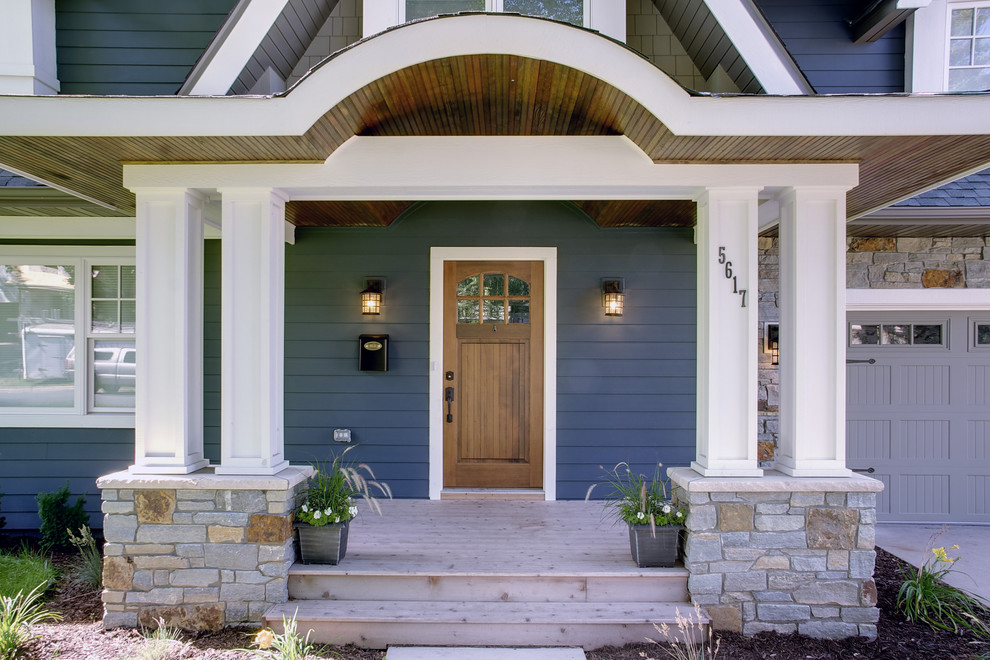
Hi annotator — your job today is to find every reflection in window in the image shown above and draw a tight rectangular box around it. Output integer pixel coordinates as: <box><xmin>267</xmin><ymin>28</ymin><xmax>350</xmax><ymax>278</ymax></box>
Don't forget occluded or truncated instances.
<box><xmin>92</xmin><ymin>265</ymin><xmax>136</xmax><ymax>334</ymax></box>
<box><xmin>850</xmin><ymin>324</ymin><xmax>880</xmax><ymax>345</ymax></box>
<box><xmin>977</xmin><ymin>324</ymin><xmax>990</xmax><ymax>345</ymax></box>
<box><xmin>0</xmin><ymin>265</ymin><xmax>75</xmax><ymax>408</ymax></box>
<box><xmin>948</xmin><ymin>6</ymin><xmax>990</xmax><ymax>91</ymax></box>
<box><xmin>92</xmin><ymin>340</ymin><xmax>135</xmax><ymax>409</ymax></box>
<box><xmin>504</xmin><ymin>0</ymin><xmax>583</xmax><ymax>25</ymax></box>
<box><xmin>849</xmin><ymin>322</ymin><xmax>946</xmax><ymax>346</ymax></box>
<box><xmin>406</xmin><ymin>0</ymin><xmax>484</xmax><ymax>20</ymax></box>
<box><xmin>913</xmin><ymin>325</ymin><xmax>943</xmax><ymax>345</ymax></box>
<box><xmin>456</xmin><ymin>271</ymin><xmax>531</xmax><ymax>325</ymax></box>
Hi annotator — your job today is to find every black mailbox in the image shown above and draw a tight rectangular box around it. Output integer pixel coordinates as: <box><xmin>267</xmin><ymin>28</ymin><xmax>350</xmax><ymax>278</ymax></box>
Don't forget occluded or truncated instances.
<box><xmin>359</xmin><ymin>334</ymin><xmax>389</xmax><ymax>371</ymax></box>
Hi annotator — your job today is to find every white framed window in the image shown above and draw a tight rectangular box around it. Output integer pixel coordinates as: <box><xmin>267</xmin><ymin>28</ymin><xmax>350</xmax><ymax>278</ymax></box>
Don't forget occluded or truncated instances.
<box><xmin>849</xmin><ymin>320</ymin><xmax>948</xmax><ymax>347</ymax></box>
<box><xmin>946</xmin><ymin>2</ymin><xmax>990</xmax><ymax>91</ymax></box>
<box><xmin>0</xmin><ymin>247</ymin><xmax>135</xmax><ymax>427</ymax></box>
<box><xmin>401</xmin><ymin>0</ymin><xmax>585</xmax><ymax>26</ymax></box>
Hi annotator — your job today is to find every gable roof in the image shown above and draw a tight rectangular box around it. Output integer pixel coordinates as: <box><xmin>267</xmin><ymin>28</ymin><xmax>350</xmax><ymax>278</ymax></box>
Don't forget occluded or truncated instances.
<box><xmin>894</xmin><ymin>168</ymin><xmax>990</xmax><ymax>207</ymax></box>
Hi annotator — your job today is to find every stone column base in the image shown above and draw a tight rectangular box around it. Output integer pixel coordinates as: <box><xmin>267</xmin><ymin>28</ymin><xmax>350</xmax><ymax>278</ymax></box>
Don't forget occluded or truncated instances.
<box><xmin>668</xmin><ymin>468</ymin><xmax>884</xmax><ymax>639</ymax></box>
<box><xmin>97</xmin><ymin>466</ymin><xmax>311</xmax><ymax>630</ymax></box>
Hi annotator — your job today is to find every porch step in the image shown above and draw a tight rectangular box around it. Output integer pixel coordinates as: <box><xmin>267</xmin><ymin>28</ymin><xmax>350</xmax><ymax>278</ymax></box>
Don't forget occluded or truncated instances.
<box><xmin>263</xmin><ymin>599</ymin><xmax>705</xmax><ymax>649</ymax></box>
<box><xmin>287</xmin><ymin>568</ymin><xmax>690</xmax><ymax>603</ymax></box>
<box><xmin>440</xmin><ymin>489</ymin><xmax>546</xmax><ymax>501</ymax></box>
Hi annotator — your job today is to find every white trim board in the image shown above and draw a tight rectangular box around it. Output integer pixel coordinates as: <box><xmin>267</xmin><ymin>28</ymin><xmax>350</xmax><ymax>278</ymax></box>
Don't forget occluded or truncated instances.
<box><xmin>847</xmin><ymin>288</ymin><xmax>990</xmax><ymax>311</ymax></box>
<box><xmin>429</xmin><ymin>247</ymin><xmax>558</xmax><ymax>501</ymax></box>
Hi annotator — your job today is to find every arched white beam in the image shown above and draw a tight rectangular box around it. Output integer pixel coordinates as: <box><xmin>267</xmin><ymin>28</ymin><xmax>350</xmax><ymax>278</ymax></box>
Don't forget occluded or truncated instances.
<box><xmin>2</xmin><ymin>14</ymin><xmax>990</xmax><ymax>139</ymax></box>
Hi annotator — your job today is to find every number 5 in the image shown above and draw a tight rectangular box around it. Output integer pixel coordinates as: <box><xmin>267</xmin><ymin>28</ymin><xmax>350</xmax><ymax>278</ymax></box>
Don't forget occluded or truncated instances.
<box><xmin>718</xmin><ymin>247</ymin><xmax>726</xmax><ymax>264</ymax></box>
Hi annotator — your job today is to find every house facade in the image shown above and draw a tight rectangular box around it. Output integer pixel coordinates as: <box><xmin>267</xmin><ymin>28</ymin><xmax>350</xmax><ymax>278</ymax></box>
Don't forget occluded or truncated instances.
<box><xmin>1</xmin><ymin>0</ymin><xmax>990</xmax><ymax>639</ymax></box>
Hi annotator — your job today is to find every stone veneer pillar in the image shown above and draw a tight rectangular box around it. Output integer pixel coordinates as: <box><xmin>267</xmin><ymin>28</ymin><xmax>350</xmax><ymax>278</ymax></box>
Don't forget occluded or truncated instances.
<box><xmin>669</xmin><ymin>468</ymin><xmax>884</xmax><ymax>639</ymax></box>
<box><xmin>97</xmin><ymin>467</ymin><xmax>311</xmax><ymax>630</ymax></box>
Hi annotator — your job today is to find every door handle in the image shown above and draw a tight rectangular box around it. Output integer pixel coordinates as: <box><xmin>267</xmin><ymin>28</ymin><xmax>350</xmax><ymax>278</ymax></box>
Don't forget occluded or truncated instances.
<box><xmin>846</xmin><ymin>359</ymin><xmax>876</xmax><ymax>364</ymax></box>
<box><xmin>852</xmin><ymin>467</ymin><xmax>875</xmax><ymax>474</ymax></box>
<box><xmin>445</xmin><ymin>387</ymin><xmax>454</xmax><ymax>423</ymax></box>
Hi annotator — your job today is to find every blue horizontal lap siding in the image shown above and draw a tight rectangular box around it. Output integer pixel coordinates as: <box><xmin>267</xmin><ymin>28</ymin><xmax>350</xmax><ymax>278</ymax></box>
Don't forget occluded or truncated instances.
<box><xmin>276</xmin><ymin>201</ymin><xmax>696</xmax><ymax>500</ymax></box>
<box><xmin>0</xmin><ymin>428</ymin><xmax>132</xmax><ymax>531</ymax></box>
<box><xmin>56</xmin><ymin>0</ymin><xmax>238</xmax><ymax>95</ymax></box>
<box><xmin>753</xmin><ymin>0</ymin><xmax>905</xmax><ymax>93</ymax></box>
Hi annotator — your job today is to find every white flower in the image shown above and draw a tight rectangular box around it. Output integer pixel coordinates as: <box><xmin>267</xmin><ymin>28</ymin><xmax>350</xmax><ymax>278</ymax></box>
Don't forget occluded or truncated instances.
<box><xmin>334</xmin><ymin>517</ymin><xmax>340</xmax><ymax>523</ymax></box>
<box><xmin>676</xmin><ymin>511</ymin><xmax>683</xmax><ymax>518</ymax></box>
<box><xmin>324</xmin><ymin>508</ymin><xmax>332</xmax><ymax>516</ymax></box>
<box><xmin>301</xmin><ymin>504</ymin><xmax>309</xmax><ymax>513</ymax></box>
<box><xmin>349</xmin><ymin>506</ymin><xmax>358</xmax><ymax>517</ymax></box>
<box><xmin>313</xmin><ymin>510</ymin><xmax>321</xmax><ymax>520</ymax></box>
<box><xmin>636</xmin><ymin>511</ymin><xmax>645</xmax><ymax>520</ymax></box>
<box><xmin>662</xmin><ymin>504</ymin><xmax>671</xmax><ymax>514</ymax></box>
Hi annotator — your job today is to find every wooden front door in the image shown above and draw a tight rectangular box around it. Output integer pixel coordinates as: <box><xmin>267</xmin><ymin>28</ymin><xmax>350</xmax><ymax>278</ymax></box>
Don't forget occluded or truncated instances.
<box><xmin>443</xmin><ymin>261</ymin><xmax>544</xmax><ymax>488</ymax></box>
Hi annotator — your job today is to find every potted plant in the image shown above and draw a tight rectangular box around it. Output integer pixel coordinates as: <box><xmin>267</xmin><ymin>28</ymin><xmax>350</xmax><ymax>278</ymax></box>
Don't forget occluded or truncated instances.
<box><xmin>588</xmin><ymin>462</ymin><xmax>686</xmax><ymax>567</ymax></box>
<box><xmin>294</xmin><ymin>446</ymin><xmax>391</xmax><ymax>565</ymax></box>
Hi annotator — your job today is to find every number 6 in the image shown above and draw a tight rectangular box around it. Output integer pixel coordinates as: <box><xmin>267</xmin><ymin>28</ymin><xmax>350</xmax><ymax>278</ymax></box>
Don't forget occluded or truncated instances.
<box><xmin>724</xmin><ymin>261</ymin><xmax>733</xmax><ymax>279</ymax></box>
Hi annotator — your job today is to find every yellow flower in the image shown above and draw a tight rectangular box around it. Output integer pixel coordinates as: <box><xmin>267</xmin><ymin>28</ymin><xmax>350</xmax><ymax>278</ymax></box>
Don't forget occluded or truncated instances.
<box><xmin>933</xmin><ymin>546</ymin><xmax>954</xmax><ymax>563</ymax></box>
<box><xmin>951</xmin><ymin>545</ymin><xmax>960</xmax><ymax>550</ymax></box>
<box><xmin>254</xmin><ymin>628</ymin><xmax>275</xmax><ymax>650</ymax></box>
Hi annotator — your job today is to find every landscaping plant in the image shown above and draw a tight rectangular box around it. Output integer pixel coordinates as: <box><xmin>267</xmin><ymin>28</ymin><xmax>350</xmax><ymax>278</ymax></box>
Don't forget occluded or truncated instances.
<box><xmin>897</xmin><ymin>544</ymin><xmax>990</xmax><ymax>637</ymax></box>
<box><xmin>0</xmin><ymin>547</ymin><xmax>57</xmax><ymax>600</ymax></box>
<box><xmin>133</xmin><ymin>617</ymin><xmax>189</xmax><ymax>660</ymax></box>
<box><xmin>0</xmin><ymin>582</ymin><xmax>62</xmax><ymax>660</ymax></box>
<box><xmin>649</xmin><ymin>604</ymin><xmax>720</xmax><ymax>660</ymax></box>
<box><xmin>67</xmin><ymin>525</ymin><xmax>102</xmax><ymax>589</ymax></box>
<box><xmin>587</xmin><ymin>462</ymin><xmax>686</xmax><ymax>531</ymax></box>
<box><xmin>296</xmin><ymin>445</ymin><xmax>392</xmax><ymax>527</ymax></box>
<box><xmin>37</xmin><ymin>483</ymin><xmax>89</xmax><ymax>550</ymax></box>
<box><xmin>247</xmin><ymin>611</ymin><xmax>324</xmax><ymax>659</ymax></box>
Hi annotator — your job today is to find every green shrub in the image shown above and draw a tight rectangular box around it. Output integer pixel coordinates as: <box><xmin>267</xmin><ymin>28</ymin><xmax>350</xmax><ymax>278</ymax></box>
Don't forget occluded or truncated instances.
<box><xmin>897</xmin><ymin>544</ymin><xmax>990</xmax><ymax>637</ymax></box>
<box><xmin>36</xmin><ymin>483</ymin><xmax>89</xmax><ymax>550</ymax></box>
<box><xmin>0</xmin><ymin>549</ymin><xmax>57</xmax><ymax>600</ymax></box>
<box><xmin>67</xmin><ymin>526</ymin><xmax>102</xmax><ymax>589</ymax></box>
<box><xmin>0</xmin><ymin>582</ymin><xmax>62</xmax><ymax>659</ymax></box>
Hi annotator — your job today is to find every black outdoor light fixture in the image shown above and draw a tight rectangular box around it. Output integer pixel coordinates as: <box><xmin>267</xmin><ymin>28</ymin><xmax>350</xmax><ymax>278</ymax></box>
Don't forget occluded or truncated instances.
<box><xmin>361</xmin><ymin>278</ymin><xmax>385</xmax><ymax>315</ymax></box>
<box><xmin>602</xmin><ymin>278</ymin><xmax>625</xmax><ymax>317</ymax></box>
<box><xmin>766</xmin><ymin>322</ymin><xmax>779</xmax><ymax>365</ymax></box>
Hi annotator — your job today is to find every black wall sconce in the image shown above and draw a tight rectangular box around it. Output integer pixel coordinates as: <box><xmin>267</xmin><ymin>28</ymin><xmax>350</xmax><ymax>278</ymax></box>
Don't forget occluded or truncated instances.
<box><xmin>765</xmin><ymin>322</ymin><xmax>779</xmax><ymax>365</ymax></box>
<box><xmin>601</xmin><ymin>278</ymin><xmax>625</xmax><ymax>317</ymax></box>
<box><xmin>361</xmin><ymin>278</ymin><xmax>385</xmax><ymax>315</ymax></box>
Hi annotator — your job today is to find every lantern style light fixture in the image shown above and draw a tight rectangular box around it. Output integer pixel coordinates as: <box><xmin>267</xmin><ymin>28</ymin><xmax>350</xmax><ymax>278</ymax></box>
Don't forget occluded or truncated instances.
<box><xmin>601</xmin><ymin>278</ymin><xmax>625</xmax><ymax>317</ymax></box>
<box><xmin>766</xmin><ymin>322</ymin><xmax>779</xmax><ymax>365</ymax></box>
<box><xmin>361</xmin><ymin>278</ymin><xmax>385</xmax><ymax>315</ymax></box>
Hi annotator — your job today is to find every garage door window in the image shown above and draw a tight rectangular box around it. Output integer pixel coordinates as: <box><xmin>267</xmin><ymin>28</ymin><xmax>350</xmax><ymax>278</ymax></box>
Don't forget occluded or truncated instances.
<box><xmin>976</xmin><ymin>323</ymin><xmax>990</xmax><ymax>346</ymax></box>
<box><xmin>849</xmin><ymin>322</ymin><xmax>944</xmax><ymax>346</ymax></box>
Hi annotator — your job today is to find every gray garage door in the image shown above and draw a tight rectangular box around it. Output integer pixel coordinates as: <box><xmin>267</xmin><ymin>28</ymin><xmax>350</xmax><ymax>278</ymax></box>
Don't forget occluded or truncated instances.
<box><xmin>847</xmin><ymin>312</ymin><xmax>990</xmax><ymax>523</ymax></box>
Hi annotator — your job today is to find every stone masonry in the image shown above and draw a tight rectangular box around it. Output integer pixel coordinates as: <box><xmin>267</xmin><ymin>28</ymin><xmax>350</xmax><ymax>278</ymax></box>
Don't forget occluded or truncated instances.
<box><xmin>669</xmin><ymin>468</ymin><xmax>884</xmax><ymax>639</ymax></box>
<box><xmin>757</xmin><ymin>235</ymin><xmax>990</xmax><ymax>464</ymax></box>
<box><xmin>97</xmin><ymin>467</ymin><xmax>311</xmax><ymax>630</ymax></box>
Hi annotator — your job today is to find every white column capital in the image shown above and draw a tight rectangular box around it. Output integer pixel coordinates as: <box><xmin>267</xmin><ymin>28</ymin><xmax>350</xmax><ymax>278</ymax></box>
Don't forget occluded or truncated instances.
<box><xmin>692</xmin><ymin>186</ymin><xmax>763</xmax><ymax>477</ymax></box>
<box><xmin>131</xmin><ymin>188</ymin><xmax>209</xmax><ymax>475</ymax></box>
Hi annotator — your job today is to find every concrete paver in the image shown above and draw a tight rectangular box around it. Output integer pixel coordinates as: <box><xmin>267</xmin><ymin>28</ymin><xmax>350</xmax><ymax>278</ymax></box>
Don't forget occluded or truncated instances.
<box><xmin>876</xmin><ymin>523</ymin><xmax>990</xmax><ymax>603</ymax></box>
<box><xmin>385</xmin><ymin>648</ymin><xmax>586</xmax><ymax>660</ymax></box>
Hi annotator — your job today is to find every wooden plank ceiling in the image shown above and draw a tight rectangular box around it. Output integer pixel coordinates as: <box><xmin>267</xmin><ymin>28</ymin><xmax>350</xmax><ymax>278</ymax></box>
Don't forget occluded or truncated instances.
<box><xmin>1</xmin><ymin>54</ymin><xmax>990</xmax><ymax>226</ymax></box>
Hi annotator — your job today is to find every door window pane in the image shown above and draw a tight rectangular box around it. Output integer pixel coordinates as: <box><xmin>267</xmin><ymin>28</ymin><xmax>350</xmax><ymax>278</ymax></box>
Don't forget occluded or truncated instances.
<box><xmin>882</xmin><ymin>325</ymin><xmax>911</xmax><ymax>345</ymax></box>
<box><xmin>850</xmin><ymin>324</ymin><xmax>880</xmax><ymax>345</ymax></box>
<box><xmin>913</xmin><ymin>324</ymin><xmax>943</xmax><ymax>345</ymax></box>
<box><xmin>458</xmin><ymin>300</ymin><xmax>480</xmax><ymax>324</ymax></box>
<box><xmin>92</xmin><ymin>340</ymin><xmax>135</xmax><ymax>409</ymax></box>
<box><xmin>457</xmin><ymin>275</ymin><xmax>479</xmax><ymax>297</ymax></box>
<box><xmin>504</xmin><ymin>0</ymin><xmax>583</xmax><ymax>24</ymax></box>
<box><xmin>483</xmin><ymin>299</ymin><xmax>505</xmax><ymax>323</ymax></box>
<box><xmin>508</xmin><ymin>276</ymin><xmax>530</xmax><ymax>296</ymax></box>
<box><xmin>406</xmin><ymin>0</ymin><xmax>484</xmax><ymax>19</ymax></box>
<box><xmin>483</xmin><ymin>274</ymin><xmax>504</xmax><ymax>296</ymax></box>
<box><xmin>509</xmin><ymin>300</ymin><xmax>530</xmax><ymax>324</ymax></box>
<box><xmin>0</xmin><ymin>264</ymin><xmax>75</xmax><ymax>408</ymax></box>
<box><xmin>977</xmin><ymin>324</ymin><xmax>990</xmax><ymax>345</ymax></box>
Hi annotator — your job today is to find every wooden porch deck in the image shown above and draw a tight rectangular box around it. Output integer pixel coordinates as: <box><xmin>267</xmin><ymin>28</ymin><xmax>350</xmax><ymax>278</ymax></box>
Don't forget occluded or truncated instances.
<box><xmin>266</xmin><ymin>500</ymin><xmax>698</xmax><ymax>649</ymax></box>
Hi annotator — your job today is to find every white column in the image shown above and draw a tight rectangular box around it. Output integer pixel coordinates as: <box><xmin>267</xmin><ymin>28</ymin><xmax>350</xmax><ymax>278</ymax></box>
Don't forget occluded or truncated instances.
<box><xmin>131</xmin><ymin>190</ymin><xmax>209</xmax><ymax>474</ymax></box>
<box><xmin>0</xmin><ymin>0</ymin><xmax>58</xmax><ymax>94</ymax></box>
<box><xmin>214</xmin><ymin>189</ymin><xmax>289</xmax><ymax>475</ymax></box>
<box><xmin>692</xmin><ymin>188</ymin><xmax>763</xmax><ymax>477</ymax></box>
<box><xmin>776</xmin><ymin>187</ymin><xmax>852</xmax><ymax>477</ymax></box>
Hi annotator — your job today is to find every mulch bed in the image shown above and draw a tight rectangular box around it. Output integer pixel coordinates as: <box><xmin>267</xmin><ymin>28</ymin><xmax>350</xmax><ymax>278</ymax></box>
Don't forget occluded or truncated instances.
<box><xmin>13</xmin><ymin>546</ymin><xmax>990</xmax><ymax>659</ymax></box>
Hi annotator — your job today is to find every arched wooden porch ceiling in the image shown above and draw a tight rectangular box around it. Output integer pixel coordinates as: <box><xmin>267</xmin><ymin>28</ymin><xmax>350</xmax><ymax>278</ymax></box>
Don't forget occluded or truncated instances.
<box><xmin>1</xmin><ymin>53</ymin><xmax>990</xmax><ymax>223</ymax></box>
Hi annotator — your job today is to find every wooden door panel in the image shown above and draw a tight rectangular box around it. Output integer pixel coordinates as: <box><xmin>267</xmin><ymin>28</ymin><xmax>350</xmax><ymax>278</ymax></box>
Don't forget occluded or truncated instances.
<box><xmin>443</xmin><ymin>260</ymin><xmax>543</xmax><ymax>488</ymax></box>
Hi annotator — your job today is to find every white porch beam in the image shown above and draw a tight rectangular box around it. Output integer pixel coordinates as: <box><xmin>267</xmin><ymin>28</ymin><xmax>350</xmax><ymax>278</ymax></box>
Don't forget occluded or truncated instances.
<box><xmin>0</xmin><ymin>0</ymin><xmax>59</xmax><ymax>95</ymax></box>
<box><xmin>131</xmin><ymin>190</ymin><xmax>210</xmax><ymax>475</ymax></box>
<box><xmin>776</xmin><ymin>187</ymin><xmax>853</xmax><ymax>477</ymax></box>
<box><xmin>692</xmin><ymin>188</ymin><xmax>763</xmax><ymax>477</ymax></box>
<box><xmin>215</xmin><ymin>188</ymin><xmax>289</xmax><ymax>476</ymax></box>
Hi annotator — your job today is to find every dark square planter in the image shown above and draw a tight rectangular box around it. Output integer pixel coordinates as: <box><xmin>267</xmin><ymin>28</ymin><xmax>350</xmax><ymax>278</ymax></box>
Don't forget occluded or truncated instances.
<box><xmin>295</xmin><ymin>521</ymin><xmax>349</xmax><ymax>565</ymax></box>
<box><xmin>628</xmin><ymin>523</ymin><xmax>682</xmax><ymax>567</ymax></box>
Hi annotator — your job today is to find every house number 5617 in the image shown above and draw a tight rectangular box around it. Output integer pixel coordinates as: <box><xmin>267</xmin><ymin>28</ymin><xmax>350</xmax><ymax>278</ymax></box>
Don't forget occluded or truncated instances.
<box><xmin>718</xmin><ymin>247</ymin><xmax>747</xmax><ymax>308</ymax></box>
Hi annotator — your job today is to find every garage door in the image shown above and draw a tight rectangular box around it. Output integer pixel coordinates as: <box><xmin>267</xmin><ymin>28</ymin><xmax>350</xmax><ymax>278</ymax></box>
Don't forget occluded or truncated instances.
<box><xmin>846</xmin><ymin>312</ymin><xmax>990</xmax><ymax>522</ymax></box>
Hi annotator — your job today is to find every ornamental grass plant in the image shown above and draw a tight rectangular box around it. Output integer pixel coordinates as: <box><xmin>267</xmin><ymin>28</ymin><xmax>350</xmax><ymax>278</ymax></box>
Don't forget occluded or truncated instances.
<box><xmin>587</xmin><ymin>461</ymin><xmax>686</xmax><ymax>533</ymax></box>
<box><xmin>0</xmin><ymin>582</ymin><xmax>62</xmax><ymax>660</ymax></box>
<box><xmin>896</xmin><ymin>542</ymin><xmax>990</xmax><ymax>638</ymax></box>
<box><xmin>0</xmin><ymin>547</ymin><xmax>57</xmax><ymax>600</ymax></box>
<box><xmin>296</xmin><ymin>445</ymin><xmax>391</xmax><ymax>527</ymax></box>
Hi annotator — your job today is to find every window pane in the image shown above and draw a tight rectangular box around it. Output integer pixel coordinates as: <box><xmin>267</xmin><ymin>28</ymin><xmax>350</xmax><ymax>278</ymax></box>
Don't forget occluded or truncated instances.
<box><xmin>121</xmin><ymin>300</ymin><xmax>136</xmax><ymax>334</ymax></box>
<box><xmin>950</xmin><ymin>38</ymin><xmax>973</xmax><ymax>66</ymax></box>
<box><xmin>504</xmin><ymin>0</ymin><xmax>583</xmax><ymax>24</ymax></box>
<box><xmin>483</xmin><ymin>273</ymin><xmax>504</xmax><ymax>296</ymax></box>
<box><xmin>0</xmin><ymin>264</ymin><xmax>75</xmax><ymax>408</ymax></box>
<box><xmin>457</xmin><ymin>300</ymin><xmax>479</xmax><ymax>324</ymax></box>
<box><xmin>457</xmin><ymin>275</ymin><xmax>479</xmax><ymax>297</ymax></box>
<box><xmin>850</xmin><ymin>324</ymin><xmax>880</xmax><ymax>345</ymax></box>
<box><xmin>977</xmin><ymin>8</ymin><xmax>990</xmax><ymax>36</ymax></box>
<box><xmin>912</xmin><ymin>324</ymin><xmax>942</xmax><ymax>345</ymax></box>
<box><xmin>509</xmin><ymin>300</ymin><xmax>530</xmax><ymax>324</ymax></box>
<box><xmin>508</xmin><ymin>276</ymin><xmax>530</xmax><ymax>296</ymax></box>
<box><xmin>406</xmin><ymin>0</ymin><xmax>484</xmax><ymax>20</ymax></box>
<box><xmin>92</xmin><ymin>300</ymin><xmax>119</xmax><ymax>334</ymax></box>
<box><xmin>977</xmin><ymin>324</ymin><xmax>990</xmax><ymax>345</ymax></box>
<box><xmin>952</xmin><ymin>8</ymin><xmax>974</xmax><ymax>36</ymax></box>
<box><xmin>976</xmin><ymin>37</ymin><xmax>990</xmax><ymax>65</ymax></box>
<box><xmin>882</xmin><ymin>324</ymin><xmax>911</xmax><ymax>345</ymax></box>
<box><xmin>92</xmin><ymin>340</ymin><xmax>135</xmax><ymax>409</ymax></box>
<box><xmin>91</xmin><ymin>265</ymin><xmax>119</xmax><ymax>299</ymax></box>
<box><xmin>120</xmin><ymin>265</ymin><xmax>136</xmax><ymax>299</ymax></box>
<box><xmin>483</xmin><ymin>299</ymin><xmax>504</xmax><ymax>323</ymax></box>
<box><xmin>948</xmin><ymin>66</ymin><xmax>990</xmax><ymax>91</ymax></box>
